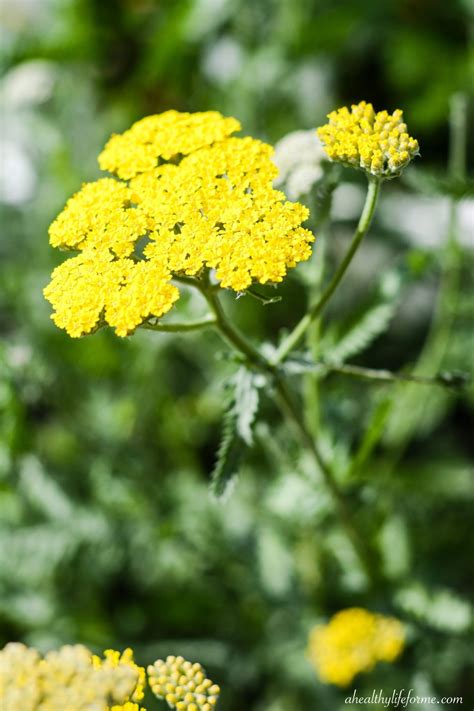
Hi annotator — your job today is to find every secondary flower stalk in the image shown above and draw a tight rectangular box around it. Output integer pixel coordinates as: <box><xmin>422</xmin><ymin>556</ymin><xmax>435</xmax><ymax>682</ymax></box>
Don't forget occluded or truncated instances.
<box><xmin>273</xmin><ymin>175</ymin><xmax>381</xmax><ymax>364</ymax></box>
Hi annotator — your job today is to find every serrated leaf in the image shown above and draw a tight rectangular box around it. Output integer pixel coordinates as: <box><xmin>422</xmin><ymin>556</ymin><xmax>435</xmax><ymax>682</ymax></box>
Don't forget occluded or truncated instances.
<box><xmin>321</xmin><ymin>270</ymin><xmax>402</xmax><ymax>364</ymax></box>
<box><xmin>325</xmin><ymin>301</ymin><xmax>398</xmax><ymax>364</ymax></box>
<box><xmin>210</xmin><ymin>407</ymin><xmax>242</xmax><ymax>499</ymax></box>
<box><xmin>210</xmin><ymin>368</ymin><xmax>262</xmax><ymax>498</ymax></box>
<box><xmin>233</xmin><ymin>367</ymin><xmax>260</xmax><ymax>445</ymax></box>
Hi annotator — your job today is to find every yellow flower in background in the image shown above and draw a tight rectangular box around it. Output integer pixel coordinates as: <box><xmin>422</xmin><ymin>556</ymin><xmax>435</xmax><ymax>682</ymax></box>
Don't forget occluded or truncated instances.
<box><xmin>307</xmin><ymin>607</ymin><xmax>405</xmax><ymax>687</ymax></box>
<box><xmin>317</xmin><ymin>101</ymin><xmax>419</xmax><ymax>177</ymax></box>
<box><xmin>44</xmin><ymin>110</ymin><xmax>314</xmax><ymax>338</ymax></box>
<box><xmin>148</xmin><ymin>655</ymin><xmax>220</xmax><ymax>711</ymax></box>
<box><xmin>0</xmin><ymin>643</ymin><xmax>146</xmax><ymax>711</ymax></box>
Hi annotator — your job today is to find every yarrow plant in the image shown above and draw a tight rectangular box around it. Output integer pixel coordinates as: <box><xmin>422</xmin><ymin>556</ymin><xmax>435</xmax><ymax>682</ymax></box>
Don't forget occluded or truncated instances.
<box><xmin>0</xmin><ymin>643</ymin><xmax>146</xmax><ymax>710</ymax></box>
<box><xmin>0</xmin><ymin>644</ymin><xmax>220</xmax><ymax>711</ymax></box>
<box><xmin>44</xmin><ymin>110</ymin><xmax>313</xmax><ymax>337</ymax></box>
<box><xmin>317</xmin><ymin>101</ymin><xmax>419</xmax><ymax>177</ymax></box>
<box><xmin>43</xmin><ymin>102</ymin><xmax>431</xmax><ymax>570</ymax></box>
<box><xmin>39</xmin><ymin>101</ymin><xmax>468</xmax><ymax>700</ymax></box>
<box><xmin>148</xmin><ymin>656</ymin><xmax>220</xmax><ymax>710</ymax></box>
<box><xmin>307</xmin><ymin>608</ymin><xmax>405</xmax><ymax>687</ymax></box>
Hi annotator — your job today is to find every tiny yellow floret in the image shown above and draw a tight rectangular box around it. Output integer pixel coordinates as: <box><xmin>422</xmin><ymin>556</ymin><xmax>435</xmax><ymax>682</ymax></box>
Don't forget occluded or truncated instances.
<box><xmin>45</xmin><ymin>110</ymin><xmax>313</xmax><ymax>338</ymax></box>
<box><xmin>317</xmin><ymin>101</ymin><xmax>419</xmax><ymax>177</ymax></box>
<box><xmin>307</xmin><ymin>607</ymin><xmax>405</xmax><ymax>687</ymax></box>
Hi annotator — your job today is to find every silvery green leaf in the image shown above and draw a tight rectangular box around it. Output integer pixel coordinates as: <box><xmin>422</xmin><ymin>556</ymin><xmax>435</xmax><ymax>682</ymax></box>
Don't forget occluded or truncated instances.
<box><xmin>233</xmin><ymin>366</ymin><xmax>260</xmax><ymax>446</ymax></box>
<box><xmin>210</xmin><ymin>406</ymin><xmax>242</xmax><ymax>500</ymax></box>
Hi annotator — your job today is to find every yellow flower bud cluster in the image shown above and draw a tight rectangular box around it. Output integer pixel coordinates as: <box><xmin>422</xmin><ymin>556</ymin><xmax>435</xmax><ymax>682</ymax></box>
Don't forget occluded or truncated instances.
<box><xmin>317</xmin><ymin>101</ymin><xmax>419</xmax><ymax>177</ymax></box>
<box><xmin>148</xmin><ymin>655</ymin><xmax>220</xmax><ymax>711</ymax></box>
<box><xmin>0</xmin><ymin>643</ymin><xmax>146</xmax><ymax>711</ymax></box>
<box><xmin>307</xmin><ymin>607</ymin><xmax>405</xmax><ymax>687</ymax></box>
<box><xmin>45</xmin><ymin>111</ymin><xmax>313</xmax><ymax>338</ymax></box>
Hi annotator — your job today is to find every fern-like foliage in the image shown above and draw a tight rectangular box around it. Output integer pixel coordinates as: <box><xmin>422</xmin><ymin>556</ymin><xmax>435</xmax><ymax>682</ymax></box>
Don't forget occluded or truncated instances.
<box><xmin>321</xmin><ymin>271</ymin><xmax>402</xmax><ymax>364</ymax></box>
<box><xmin>210</xmin><ymin>407</ymin><xmax>242</xmax><ymax>499</ymax></box>
<box><xmin>210</xmin><ymin>367</ymin><xmax>261</xmax><ymax>498</ymax></box>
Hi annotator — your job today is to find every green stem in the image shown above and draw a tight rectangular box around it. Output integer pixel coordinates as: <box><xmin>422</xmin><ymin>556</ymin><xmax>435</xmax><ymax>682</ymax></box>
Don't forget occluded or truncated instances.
<box><xmin>320</xmin><ymin>362</ymin><xmax>468</xmax><ymax>388</ymax></box>
<box><xmin>201</xmin><ymin>277</ymin><xmax>271</xmax><ymax>373</ymax></box>
<box><xmin>304</xmin><ymin>180</ymin><xmax>335</xmax><ymax>436</ymax></box>
<box><xmin>273</xmin><ymin>375</ymin><xmax>377</xmax><ymax>583</ymax></box>
<box><xmin>383</xmin><ymin>93</ymin><xmax>467</xmax><ymax>453</ymax></box>
<box><xmin>200</xmin><ymin>278</ymin><xmax>376</xmax><ymax>584</ymax></box>
<box><xmin>141</xmin><ymin>316</ymin><xmax>216</xmax><ymax>332</ymax></box>
<box><xmin>273</xmin><ymin>176</ymin><xmax>381</xmax><ymax>364</ymax></box>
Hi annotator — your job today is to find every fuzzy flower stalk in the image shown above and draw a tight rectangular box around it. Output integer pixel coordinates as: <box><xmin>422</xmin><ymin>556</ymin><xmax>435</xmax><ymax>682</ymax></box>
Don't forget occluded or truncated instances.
<box><xmin>44</xmin><ymin>110</ymin><xmax>313</xmax><ymax>338</ymax></box>
<box><xmin>307</xmin><ymin>608</ymin><xmax>405</xmax><ymax>687</ymax></box>
<box><xmin>273</xmin><ymin>101</ymin><xmax>419</xmax><ymax>363</ymax></box>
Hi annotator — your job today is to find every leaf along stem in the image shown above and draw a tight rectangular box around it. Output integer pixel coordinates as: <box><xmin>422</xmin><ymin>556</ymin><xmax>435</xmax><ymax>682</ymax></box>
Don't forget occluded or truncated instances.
<box><xmin>199</xmin><ymin>276</ymin><xmax>378</xmax><ymax>585</ymax></box>
<box><xmin>273</xmin><ymin>176</ymin><xmax>381</xmax><ymax>365</ymax></box>
<box><xmin>312</xmin><ymin>362</ymin><xmax>469</xmax><ymax>389</ymax></box>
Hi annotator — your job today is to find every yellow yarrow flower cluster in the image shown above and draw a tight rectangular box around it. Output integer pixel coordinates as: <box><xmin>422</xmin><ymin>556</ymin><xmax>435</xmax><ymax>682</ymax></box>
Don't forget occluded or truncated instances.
<box><xmin>98</xmin><ymin>110</ymin><xmax>241</xmax><ymax>180</ymax></box>
<box><xmin>317</xmin><ymin>101</ymin><xmax>419</xmax><ymax>177</ymax></box>
<box><xmin>307</xmin><ymin>607</ymin><xmax>405</xmax><ymax>687</ymax></box>
<box><xmin>148</xmin><ymin>655</ymin><xmax>220</xmax><ymax>711</ymax></box>
<box><xmin>0</xmin><ymin>643</ymin><xmax>146</xmax><ymax>711</ymax></box>
<box><xmin>45</xmin><ymin>111</ymin><xmax>313</xmax><ymax>338</ymax></box>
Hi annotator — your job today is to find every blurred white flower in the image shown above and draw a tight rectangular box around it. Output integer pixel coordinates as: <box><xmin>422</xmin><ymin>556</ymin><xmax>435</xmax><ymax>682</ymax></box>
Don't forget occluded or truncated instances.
<box><xmin>382</xmin><ymin>193</ymin><xmax>474</xmax><ymax>249</ymax></box>
<box><xmin>332</xmin><ymin>182</ymin><xmax>365</xmax><ymax>220</ymax></box>
<box><xmin>0</xmin><ymin>140</ymin><xmax>36</xmax><ymax>205</ymax></box>
<box><xmin>202</xmin><ymin>36</ymin><xmax>243</xmax><ymax>85</ymax></box>
<box><xmin>285</xmin><ymin>164</ymin><xmax>323</xmax><ymax>202</ymax></box>
<box><xmin>1</xmin><ymin>60</ymin><xmax>56</xmax><ymax>107</ymax></box>
<box><xmin>273</xmin><ymin>129</ymin><xmax>325</xmax><ymax>199</ymax></box>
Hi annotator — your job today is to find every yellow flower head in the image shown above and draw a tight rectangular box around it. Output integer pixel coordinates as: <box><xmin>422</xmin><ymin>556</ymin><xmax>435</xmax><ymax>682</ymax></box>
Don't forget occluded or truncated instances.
<box><xmin>98</xmin><ymin>110</ymin><xmax>241</xmax><ymax>180</ymax></box>
<box><xmin>307</xmin><ymin>607</ymin><xmax>405</xmax><ymax>687</ymax></box>
<box><xmin>45</xmin><ymin>111</ymin><xmax>313</xmax><ymax>338</ymax></box>
<box><xmin>148</xmin><ymin>655</ymin><xmax>220</xmax><ymax>711</ymax></box>
<box><xmin>0</xmin><ymin>643</ymin><xmax>147</xmax><ymax>711</ymax></box>
<box><xmin>317</xmin><ymin>101</ymin><xmax>419</xmax><ymax>177</ymax></box>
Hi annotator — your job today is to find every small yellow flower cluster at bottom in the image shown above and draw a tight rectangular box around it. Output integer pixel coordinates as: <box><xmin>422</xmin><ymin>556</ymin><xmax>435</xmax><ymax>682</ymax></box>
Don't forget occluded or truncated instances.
<box><xmin>307</xmin><ymin>607</ymin><xmax>405</xmax><ymax>687</ymax></box>
<box><xmin>0</xmin><ymin>643</ymin><xmax>145</xmax><ymax>711</ymax></box>
<box><xmin>0</xmin><ymin>643</ymin><xmax>221</xmax><ymax>711</ymax></box>
<box><xmin>148</xmin><ymin>655</ymin><xmax>220</xmax><ymax>711</ymax></box>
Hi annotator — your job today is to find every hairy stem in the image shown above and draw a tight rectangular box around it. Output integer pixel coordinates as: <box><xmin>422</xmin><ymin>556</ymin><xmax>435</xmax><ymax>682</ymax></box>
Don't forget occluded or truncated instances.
<box><xmin>273</xmin><ymin>176</ymin><xmax>381</xmax><ymax>364</ymax></box>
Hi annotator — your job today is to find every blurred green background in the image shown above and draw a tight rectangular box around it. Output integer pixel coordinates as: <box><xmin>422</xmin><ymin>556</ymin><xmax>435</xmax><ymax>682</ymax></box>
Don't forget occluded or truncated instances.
<box><xmin>1</xmin><ymin>0</ymin><xmax>473</xmax><ymax>709</ymax></box>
